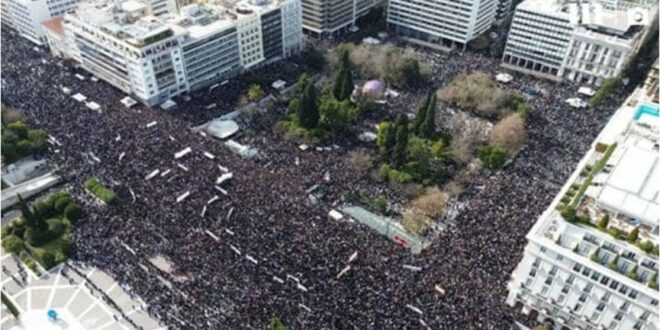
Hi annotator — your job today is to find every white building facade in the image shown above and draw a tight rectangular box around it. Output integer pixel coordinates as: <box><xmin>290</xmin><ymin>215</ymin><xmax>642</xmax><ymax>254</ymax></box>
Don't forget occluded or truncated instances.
<box><xmin>502</xmin><ymin>0</ymin><xmax>658</xmax><ymax>84</ymax></box>
<box><xmin>506</xmin><ymin>87</ymin><xmax>660</xmax><ymax>330</ymax></box>
<box><xmin>2</xmin><ymin>0</ymin><xmax>84</xmax><ymax>45</ymax></box>
<box><xmin>300</xmin><ymin>0</ymin><xmax>381</xmax><ymax>36</ymax></box>
<box><xmin>387</xmin><ymin>0</ymin><xmax>498</xmax><ymax>49</ymax></box>
<box><xmin>55</xmin><ymin>0</ymin><xmax>303</xmax><ymax>106</ymax></box>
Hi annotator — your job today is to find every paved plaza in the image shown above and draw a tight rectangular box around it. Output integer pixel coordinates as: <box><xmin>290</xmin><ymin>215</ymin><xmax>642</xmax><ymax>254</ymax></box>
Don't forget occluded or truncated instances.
<box><xmin>1</xmin><ymin>251</ymin><xmax>165</xmax><ymax>330</ymax></box>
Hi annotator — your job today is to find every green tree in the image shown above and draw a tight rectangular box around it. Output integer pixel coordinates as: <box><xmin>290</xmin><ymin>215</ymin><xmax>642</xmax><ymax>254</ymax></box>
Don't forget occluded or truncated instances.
<box><xmin>270</xmin><ymin>317</ymin><xmax>290</xmax><ymax>330</ymax></box>
<box><xmin>297</xmin><ymin>81</ymin><xmax>319</xmax><ymax>129</ymax></box>
<box><xmin>627</xmin><ymin>227</ymin><xmax>639</xmax><ymax>243</ymax></box>
<box><xmin>609</xmin><ymin>255</ymin><xmax>619</xmax><ymax>270</ymax></box>
<box><xmin>1</xmin><ymin>235</ymin><xmax>24</xmax><ymax>254</ymax></box>
<box><xmin>478</xmin><ymin>145</ymin><xmax>508</xmax><ymax>169</ymax></box>
<box><xmin>597</xmin><ymin>214</ymin><xmax>609</xmax><ymax>230</ymax></box>
<box><xmin>17</xmin><ymin>194</ymin><xmax>36</xmax><ymax>228</ymax></box>
<box><xmin>412</xmin><ymin>94</ymin><xmax>431</xmax><ymax>134</ymax></box>
<box><xmin>419</xmin><ymin>94</ymin><xmax>437</xmax><ymax>139</ymax></box>
<box><xmin>319</xmin><ymin>96</ymin><xmax>355</xmax><ymax>132</ymax></box>
<box><xmin>590</xmin><ymin>247</ymin><xmax>600</xmax><ymax>262</ymax></box>
<box><xmin>376</xmin><ymin>121</ymin><xmax>396</xmax><ymax>159</ymax></box>
<box><xmin>649</xmin><ymin>272</ymin><xmax>658</xmax><ymax>289</ymax></box>
<box><xmin>627</xmin><ymin>265</ymin><xmax>638</xmax><ymax>280</ymax></box>
<box><xmin>333</xmin><ymin>48</ymin><xmax>354</xmax><ymax>101</ymax></box>
<box><xmin>247</xmin><ymin>84</ymin><xmax>263</xmax><ymax>102</ymax></box>
<box><xmin>392</xmin><ymin>114</ymin><xmax>409</xmax><ymax>168</ymax></box>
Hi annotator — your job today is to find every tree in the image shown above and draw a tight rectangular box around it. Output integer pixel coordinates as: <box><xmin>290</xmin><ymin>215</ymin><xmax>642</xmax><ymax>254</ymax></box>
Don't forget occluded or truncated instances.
<box><xmin>376</xmin><ymin>121</ymin><xmax>396</xmax><ymax>159</ymax></box>
<box><xmin>627</xmin><ymin>227</ymin><xmax>639</xmax><ymax>243</ymax></box>
<box><xmin>608</xmin><ymin>255</ymin><xmax>619</xmax><ymax>270</ymax></box>
<box><xmin>489</xmin><ymin>113</ymin><xmax>527</xmax><ymax>154</ymax></box>
<box><xmin>333</xmin><ymin>47</ymin><xmax>354</xmax><ymax>101</ymax></box>
<box><xmin>412</xmin><ymin>94</ymin><xmax>431</xmax><ymax>134</ymax></box>
<box><xmin>392</xmin><ymin>114</ymin><xmax>409</xmax><ymax>168</ymax></box>
<box><xmin>627</xmin><ymin>265</ymin><xmax>638</xmax><ymax>280</ymax></box>
<box><xmin>17</xmin><ymin>194</ymin><xmax>36</xmax><ymax>228</ymax></box>
<box><xmin>478</xmin><ymin>145</ymin><xmax>508</xmax><ymax>169</ymax></box>
<box><xmin>419</xmin><ymin>94</ymin><xmax>437</xmax><ymax>139</ymax></box>
<box><xmin>597</xmin><ymin>214</ymin><xmax>609</xmax><ymax>230</ymax></box>
<box><xmin>1</xmin><ymin>235</ymin><xmax>24</xmax><ymax>254</ymax></box>
<box><xmin>649</xmin><ymin>272</ymin><xmax>658</xmax><ymax>289</ymax></box>
<box><xmin>319</xmin><ymin>96</ymin><xmax>354</xmax><ymax>132</ymax></box>
<box><xmin>590</xmin><ymin>247</ymin><xmax>600</xmax><ymax>262</ymax></box>
<box><xmin>297</xmin><ymin>82</ymin><xmax>319</xmax><ymax>129</ymax></box>
<box><xmin>270</xmin><ymin>317</ymin><xmax>290</xmax><ymax>330</ymax></box>
<box><xmin>247</xmin><ymin>84</ymin><xmax>263</xmax><ymax>102</ymax></box>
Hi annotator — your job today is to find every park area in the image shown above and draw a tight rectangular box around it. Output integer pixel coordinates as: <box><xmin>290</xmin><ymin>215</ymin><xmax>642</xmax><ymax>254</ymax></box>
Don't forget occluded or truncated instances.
<box><xmin>1</xmin><ymin>191</ymin><xmax>82</xmax><ymax>272</ymax></box>
<box><xmin>224</xmin><ymin>40</ymin><xmax>531</xmax><ymax>245</ymax></box>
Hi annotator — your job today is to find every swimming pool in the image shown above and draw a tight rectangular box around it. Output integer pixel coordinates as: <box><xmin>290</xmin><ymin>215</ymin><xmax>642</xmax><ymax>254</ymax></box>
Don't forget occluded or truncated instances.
<box><xmin>633</xmin><ymin>103</ymin><xmax>660</xmax><ymax>120</ymax></box>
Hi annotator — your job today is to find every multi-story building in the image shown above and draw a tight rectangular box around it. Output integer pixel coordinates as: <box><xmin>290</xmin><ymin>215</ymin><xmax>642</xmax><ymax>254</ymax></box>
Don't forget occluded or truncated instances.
<box><xmin>1</xmin><ymin>0</ymin><xmax>84</xmax><ymax>44</ymax></box>
<box><xmin>55</xmin><ymin>0</ymin><xmax>303</xmax><ymax>106</ymax></box>
<box><xmin>506</xmin><ymin>87</ymin><xmax>660</xmax><ymax>330</ymax></box>
<box><xmin>387</xmin><ymin>0</ymin><xmax>498</xmax><ymax>49</ymax></box>
<box><xmin>301</xmin><ymin>0</ymin><xmax>381</xmax><ymax>36</ymax></box>
<box><xmin>502</xmin><ymin>0</ymin><xmax>658</xmax><ymax>84</ymax></box>
<box><xmin>644</xmin><ymin>58</ymin><xmax>659</xmax><ymax>103</ymax></box>
<box><xmin>495</xmin><ymin>0</ymin><xmax>512</xmax><ymax>21</ymax></box>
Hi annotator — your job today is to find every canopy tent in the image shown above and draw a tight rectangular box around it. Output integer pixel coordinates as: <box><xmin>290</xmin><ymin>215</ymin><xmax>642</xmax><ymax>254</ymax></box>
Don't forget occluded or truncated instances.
<box><xmin>121</xmin><ymin>96</ymin><xmax>138</xmax><ymax>108</ymax></box>
<box><xmin>271</xmin><ymin>79</ymin><xmax>286</xmax><ymax>90</ymax></box>
<box><xmin>160</xmin><ymin>99</ymin><xmax>177</xmax><ymax>110</ymax></box>
<box><xmin>207</xmin><ymin>120</ymin><xmax>239</xmax><ymax>140</ymax></box>
<box><xmin>566</xmin><ymin>97</ymin><xmax>588</xmax><ymax>108</ymax></box>
<box><xmin>61</xmin><ymin>86</ymin><xmax>71</xmax><ymax>94</ymax></box>
<box><xmin>578</xmin><ymin>86</ymin><xmax>596</xmax><ymax>97</ymax></box>
<box><xmin>85</xmin><ymin>101</ymin><xmax>101</xmax><ymax>110</ymax></box>
<box><xmin>72</xmin><ymin>93</ymin><xmax>87</xmax><ymax>102</ymax></box>
<box><xmin>495</xmin><ymin>73</ymin><xmax>513</xmax><ymax>83</ymax></box>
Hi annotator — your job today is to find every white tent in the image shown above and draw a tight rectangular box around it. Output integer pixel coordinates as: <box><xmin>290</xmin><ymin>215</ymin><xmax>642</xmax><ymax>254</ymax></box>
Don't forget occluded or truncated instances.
<box><xmin>271</xmin><ymin>80</ymin><xmax>286</xmax><ymax>90</ymax></box>
<box><xmin>72</xmin><ymin>93</ymin><xmax>87</xmax><ymax>102</ymax></box>
<box><xmin>566</xmin><ymin>97</ymin><xmax>588</xmax><ymax>108</ymax></box>
<box><xmin>61</xmin><ymin>86</ymin><xmax>71</xmax><ymax>94</ymax></box>
<box><xmin>578</xmin><ymin>86</ymin><xmax>596</xmax><ymax>97</ymax></box>
<box><xmin>85</xmin><ymin>101</ymin><xmax>101</xmax><ymax>110</ymax></box>
<box><xmin>495</xmin><ymin>73</ymin><xmax>513</xmax><ymax>83</ymax></box>
<box><xmin>160</xmin><ymin>99</ymin><xmax>177</xmax><ymax>110</ymax></box>
<box><xmin>121</xmin><ymin>96</ymin><xmax>138</xmax><ymax>108</ymax></box>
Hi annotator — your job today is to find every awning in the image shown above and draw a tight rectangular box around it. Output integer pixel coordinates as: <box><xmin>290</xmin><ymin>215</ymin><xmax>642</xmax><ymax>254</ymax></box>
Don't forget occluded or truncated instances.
<box><xmin>72</xmin><ymin>93</ymin><xmax>87</xmax><ymax>102</ymax></box>
<box><xmin>495</xmin><ymin>73</ymin><xmax>513</xmax><ymax>83</ymax></box>
<box><xmin>160</xmin><ymin>99</ymin><xmax>177</xmax><ymax>110</ymax></box>
<box><xmin>121</xmin><ymin>96</ymin><xmax>138</xmax><ymax>108</ymax></box>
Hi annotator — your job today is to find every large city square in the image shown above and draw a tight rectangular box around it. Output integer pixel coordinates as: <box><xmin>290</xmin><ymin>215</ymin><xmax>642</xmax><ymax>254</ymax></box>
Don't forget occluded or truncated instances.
<box><xmin>1</xmin><ymin>0</ymin><xmax>658</xmax><ymax>329</ymax></box>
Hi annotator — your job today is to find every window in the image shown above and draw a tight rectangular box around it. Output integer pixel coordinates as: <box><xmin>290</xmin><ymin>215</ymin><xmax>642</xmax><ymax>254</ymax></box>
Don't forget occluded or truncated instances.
<box><xmin>573</xmin><ymin>263</ymin><xmax>582</xmax><ymax>272</ymax></box>
<box><xmin>529</xmin><ymin>269</ymin><xmax>537</xmax><ymax>277</ymax></box>
<box><xmin>541</xmin><ymin>286</ymin><xmax>549</xmax><ymax>296</ymax></box>
<box><xmin>584</xmin><ymin>283</ymin><xmax>593</xmax><ymax>293</ymax></box>
<box><xmin>591</xmin><ymin>312</ymin><xmax>600</xmax><ymax>321</ymax></box>
<box><xmin>619</xmin><ymin>285</ymin><xmax>628</xmax><ymax>295</ymax></box>
<box><xmin>562</xmin><ymin>285</ymin><xmax>570</xmax><ymax>294</ymax></box>
<box><xmin>610</xmin><ymin>281</ymin><xmax>619</xmax><ymax>290</ymax></box>
<box><xmin>545</xmin><ymin>277</ymin><xmax>553</xmax><ymax>285</ymax></box>
<box><xmin>574</xmin><ymin>303</ymin><xmax>582</xmax><ymax>312</ymax></box>
<box><xmin>602</xmin><ymin>292</ymin><xmax>611</xmax><ymax>302</ymax></box>
<box><xmin>558</xmin><ymin>294</ymin><xmax>565</xmax><ymax>303</ymax></box>
<box><xmin>590</xmin><ymin>271</ymin><xmax>600</xmax><ymax>281</ymax></box>
<box><xmin>582</xmin><ymin>268</ymin><xmax>591</xmax><ymax>277</ymax></box>
<box><xmin>550</xmin><ymin>266</ymin><xmax>558</xmax><ymax>276</ymax></box>
<box><xmin>614</xmin><ymin>312</ymin><xmax>623</xmax><ymax>321</ymax></box>
<box><xmin>628</xmin><ymin>290</ymin><xmax>638</xmax><ymax>300</ymax></box>
<box><xmin>600</xmin><ymin>276</ymin><xmax>610</xmax><ymax>286</ymax></box>
<box><xmin>651</xmin><ymin>299</ymin><xmax>658</xmax><ymax>306</ymax></box>
<box><xmin>579</xmin><ymin>293</ymin><xmax>587</xmax><ymax>302</ymax></box>
<box><xmin>597</xmin><ymin>302</ymin><xmax>605</xmax><ymax>312</ymax></box>
<box><xmin>567</xmin><ymin>274</ymin><xmax>575</xmax><ymax>284</ymax></box>
<box><xmin>641</xmin><ymin>311</ymin><xmax>650</xmax><ymax>321</ymax></box>
<box><xmin>556</xmin><ymin>254</ymin><xmax>564</xmax><ymax>261</ymax></box>
<box><xmin>620</xmin><ymin>301</ymin><xmax>629</xmax><ymax>311</ymax></box>
<box><xmin>540</xmin><ymin>246</ymin><xmax>547</xmax><ymax>253</ymax></box>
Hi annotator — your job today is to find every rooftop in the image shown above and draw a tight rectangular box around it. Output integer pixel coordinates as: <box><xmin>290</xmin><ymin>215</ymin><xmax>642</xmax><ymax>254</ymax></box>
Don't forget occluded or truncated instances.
<box><xmin>518</xmin><ymin>0</ymin><xmax>655</xmax><ymax>37</ymax></box>
<box><xmin>67</xmin><ymin>0</ymin><xmax>292</xmax><ymax>46</ymax></box>
<box><xmin>42</xmin><ymin>17</ymin><xmax>64</xmax><ymax>36</ymax></box>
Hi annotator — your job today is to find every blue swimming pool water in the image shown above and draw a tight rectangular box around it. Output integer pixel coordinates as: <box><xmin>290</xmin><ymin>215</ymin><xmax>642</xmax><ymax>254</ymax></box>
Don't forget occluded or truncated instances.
<box><xmin>634</xmin><ymin>103</ymin><xmax>660</xmax><ymax>120</ymax></box>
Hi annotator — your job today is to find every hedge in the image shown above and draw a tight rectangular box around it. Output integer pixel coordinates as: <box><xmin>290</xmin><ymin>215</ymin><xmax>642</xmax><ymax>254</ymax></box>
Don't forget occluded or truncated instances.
<box><xmin>25</xmin><ymin>219</ymin><xmax>66</xmax><ymax>246</ymax></box>
<box><xmin>64</xmin><ymin>203</ymin><xmax>83</xmax><ymax>222</ymax></box>
<box><xmin>1</xmin><ymin>291</ymin><xmax>20</xmax><ymax>317</ymax></box>
<box><xmin>1</xmin><ymin>235</ymin><xmax>24</xmax><ymax>254</ymax></box>
<box><xmin>84</xmin><ymin>178</ymin><xmax>117</xmax><ymax>204</ymax></box>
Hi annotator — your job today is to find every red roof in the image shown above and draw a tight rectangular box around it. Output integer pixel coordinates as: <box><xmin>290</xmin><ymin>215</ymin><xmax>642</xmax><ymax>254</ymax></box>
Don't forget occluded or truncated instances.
<box><xmin>42</xmin><ymin>17</ymin><xmax>64</xmax><ymax>36</ymax></box>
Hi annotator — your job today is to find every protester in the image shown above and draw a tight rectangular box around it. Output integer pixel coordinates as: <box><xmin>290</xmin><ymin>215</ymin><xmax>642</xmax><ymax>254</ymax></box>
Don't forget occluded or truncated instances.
<box><xmin>1</xmin><ymin>29</ymin><xmax>623</xmax><ymax>329</ymax></box>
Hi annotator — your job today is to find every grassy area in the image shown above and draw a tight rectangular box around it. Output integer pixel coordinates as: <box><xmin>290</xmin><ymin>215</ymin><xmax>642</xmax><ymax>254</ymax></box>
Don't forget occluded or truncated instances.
<box><xmin>84</xmin><ymin>178</ymin><xmax>117</xmax><ymax>204</ymax></box>
<box><xmin>1</xmin><ymin>291</ymin><xmax>20</xmax><ymax>318</ymax></box>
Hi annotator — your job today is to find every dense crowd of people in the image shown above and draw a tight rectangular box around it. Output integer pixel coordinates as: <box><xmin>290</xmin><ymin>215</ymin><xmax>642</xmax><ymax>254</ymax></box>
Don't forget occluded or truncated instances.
<box><xmin>1</xmin><ymin>27</ymin><xmax>629</xmax><ymax>329</ymax></box>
